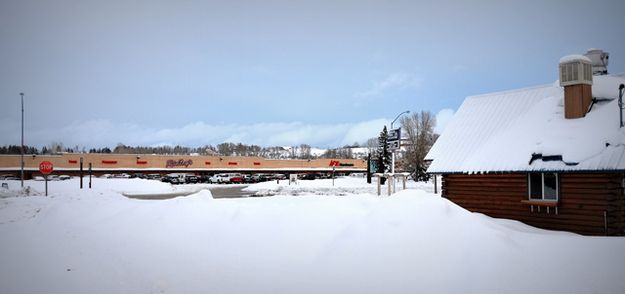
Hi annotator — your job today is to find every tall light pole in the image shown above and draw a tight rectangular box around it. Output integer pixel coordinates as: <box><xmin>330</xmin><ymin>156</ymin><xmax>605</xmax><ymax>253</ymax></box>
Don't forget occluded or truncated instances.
<box><xmin>390</xmin><ymin>110</ymin><xmax>410</xmax><ymax>174</ymax></box>
<box><xmin>391</xmin><ymin>110</ymin><xmax>410</xmax><ymax>129</ymax></box>
<box><xmin>20</xmin><ymin>92</ymin><xmax>24</xmax><ymax>188</ymax></box>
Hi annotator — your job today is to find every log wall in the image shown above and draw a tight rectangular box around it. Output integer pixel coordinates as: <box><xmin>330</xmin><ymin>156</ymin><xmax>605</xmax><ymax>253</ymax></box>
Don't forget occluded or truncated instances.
<box><xmin>442</xmin><ymin>173</ymin><xmax>625</xmax><ymax>236</ymax></box>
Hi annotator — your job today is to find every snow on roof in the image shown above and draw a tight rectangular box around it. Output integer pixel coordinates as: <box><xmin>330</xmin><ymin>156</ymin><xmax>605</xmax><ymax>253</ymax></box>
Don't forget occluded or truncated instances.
<box><xmin>426</xmin><ymin>74</ymin><xmax>625</xmax><ymax>174</ymax></box>
<box><xmin>559</xmin><ymin>54</ymin><xmax>591</xmax><ymax>64</ymax></box>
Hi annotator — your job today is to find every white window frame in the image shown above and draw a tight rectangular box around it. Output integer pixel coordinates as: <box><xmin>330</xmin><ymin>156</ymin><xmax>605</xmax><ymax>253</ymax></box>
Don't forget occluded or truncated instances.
<box><xmin>528</xmin><ymin>173</ymin><xmax>559</xmax><ymax>201</ymax></box>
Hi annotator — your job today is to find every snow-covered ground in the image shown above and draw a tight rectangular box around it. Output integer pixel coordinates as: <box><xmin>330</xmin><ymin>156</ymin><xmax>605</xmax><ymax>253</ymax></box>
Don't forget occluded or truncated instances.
<box><xmin>244</xmin><ymin>175</ymin><xmax>437</xmax><ymax>196</ymax></box>
<box><xmin>0</xmin><ymin>177</ymin><xmax>624</xmax><ymax>294</ymax></box>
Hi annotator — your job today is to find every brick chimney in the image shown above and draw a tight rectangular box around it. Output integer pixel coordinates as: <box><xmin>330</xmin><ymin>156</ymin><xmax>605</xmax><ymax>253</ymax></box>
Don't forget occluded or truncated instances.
<box><xmin>559</xmin><ymin>55</ymin><xmax>593</xmax><ymax>119</ymax></box>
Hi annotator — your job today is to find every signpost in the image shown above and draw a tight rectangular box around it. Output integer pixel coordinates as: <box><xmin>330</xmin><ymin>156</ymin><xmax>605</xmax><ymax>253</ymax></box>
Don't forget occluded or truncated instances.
<box><xmin>80</xmin><ymin>157</ymin><xmax>83</xmax><ymax>189</ymax></box>
<box><xmin>39</xmin><ymin>161</ymin><xmax>53</xmax><ymax>196</ymax></box>
<box><xmin>388</xmin><ymin>128</ymin><xmax>401</xmax><ymax>173</ymax></box>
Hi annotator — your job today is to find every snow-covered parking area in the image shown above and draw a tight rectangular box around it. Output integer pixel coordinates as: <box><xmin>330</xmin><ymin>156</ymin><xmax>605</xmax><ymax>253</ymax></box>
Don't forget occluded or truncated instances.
<box><xmin>0</xmin><ymin>177</ymin><xmax>624</xmax><ymax>294</ymax></box>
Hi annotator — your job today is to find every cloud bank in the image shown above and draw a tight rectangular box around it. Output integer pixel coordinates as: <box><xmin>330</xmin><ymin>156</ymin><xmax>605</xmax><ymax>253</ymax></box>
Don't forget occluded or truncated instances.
<box><xmin>356</xmin><ymin>73</ymin><xmax>422</xmax><ymax>97</ymax></box>
<box><xmin>0</xmin><ymin>109</ymin><xmax>456</xmax><ymax>150</ymax></box>
<box><xmin>435</xmin><ymin>108</ymin><xmax>455</xmax><ymax>134</ymax></box>
<box><xmin>0</xmin><ymin>118</ymin><xmax>391</xmax><ymax>149</ymax></box>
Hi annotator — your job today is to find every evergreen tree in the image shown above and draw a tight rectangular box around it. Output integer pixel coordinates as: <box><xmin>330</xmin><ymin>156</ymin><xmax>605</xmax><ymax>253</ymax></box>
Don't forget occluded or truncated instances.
<box><xmin>376</xmin><ymin>126</ymin><xmax>391</xmax><ymax>183</ymax></box>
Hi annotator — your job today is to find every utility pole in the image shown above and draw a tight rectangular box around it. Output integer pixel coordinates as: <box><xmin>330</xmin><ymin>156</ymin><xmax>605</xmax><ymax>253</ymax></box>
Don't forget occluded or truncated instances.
<box><xmin>20</xmin><ymin>92</ymin><xmax>24</xmax><ymax>188</ymax></box>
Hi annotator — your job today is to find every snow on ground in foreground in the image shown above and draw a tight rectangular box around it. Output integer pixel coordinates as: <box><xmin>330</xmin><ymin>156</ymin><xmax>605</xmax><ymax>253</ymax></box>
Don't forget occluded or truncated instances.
<box><xmin>0</xmin><ymin>178</ymin><xmax>624</xmax><ymax>294</ymax></box>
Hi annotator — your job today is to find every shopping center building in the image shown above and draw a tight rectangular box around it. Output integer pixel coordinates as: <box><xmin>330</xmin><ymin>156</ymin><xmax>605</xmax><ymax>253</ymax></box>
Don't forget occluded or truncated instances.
<box><xmin>0</xmin><ymin>154</ymin><xmax>366</xmax><ymax>178</ymax></box>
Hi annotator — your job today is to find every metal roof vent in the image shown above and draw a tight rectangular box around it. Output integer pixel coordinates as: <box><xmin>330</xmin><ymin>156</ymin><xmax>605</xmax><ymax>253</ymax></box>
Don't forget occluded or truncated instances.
<box><xmin>584</xmin><ymin>48</ymin><xmax>609</xmax><ymax>75</ymax></box>
<box><xmin>559</xmin><ymin>55</ymin><xmax>593</xmax><ymax>87</ymax></box>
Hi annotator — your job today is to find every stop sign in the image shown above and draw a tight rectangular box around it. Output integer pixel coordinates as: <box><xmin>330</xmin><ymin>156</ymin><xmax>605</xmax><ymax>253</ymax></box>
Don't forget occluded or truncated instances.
<box><xmin>39</xmin><ymin>161</ymin><xmax>54</xmax><ymax>175</ymax></box>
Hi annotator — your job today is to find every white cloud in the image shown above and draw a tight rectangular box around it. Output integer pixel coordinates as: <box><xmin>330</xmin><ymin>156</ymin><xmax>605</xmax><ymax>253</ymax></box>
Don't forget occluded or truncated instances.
<box><xmin>355</xmin><ymin>73</ymin><xmax>422</xmax><ymax>97</ymax></box>
<box><xmin>434</xmin><ymin>108</ymin><xmax>455</xmax><ymax>134</ymax></box>
<box><xmin>6</xmin><ymin>118</ymin><xmax>392</xmax><ymax>149</ymax></box>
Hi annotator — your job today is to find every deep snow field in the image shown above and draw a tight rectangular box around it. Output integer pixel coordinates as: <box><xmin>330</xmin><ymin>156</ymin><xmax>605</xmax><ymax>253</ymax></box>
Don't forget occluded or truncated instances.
<box><xmin>0</xmin><ymin>177</ymin><xmax>624</xmax><ymax>294</ymax></box>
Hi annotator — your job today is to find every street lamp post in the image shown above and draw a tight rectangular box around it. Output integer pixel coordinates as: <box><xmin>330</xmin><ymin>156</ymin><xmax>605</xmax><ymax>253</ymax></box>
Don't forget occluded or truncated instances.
<box><xmin>20</xmin><ymin>92</ymin><xmax>24</xmax><ymax>188</ymax></box>
<box><xmin>390</xmin><ymin>110</ymin><xmax>410</xmax><ymax>174</ymax></box>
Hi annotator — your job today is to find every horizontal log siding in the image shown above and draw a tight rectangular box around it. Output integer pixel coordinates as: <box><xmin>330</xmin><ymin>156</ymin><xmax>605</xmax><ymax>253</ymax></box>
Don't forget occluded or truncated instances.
<box><xmin>442</xmin><ymin>173</ymin><xmax>625</xmax><ymax>236</ymax></box>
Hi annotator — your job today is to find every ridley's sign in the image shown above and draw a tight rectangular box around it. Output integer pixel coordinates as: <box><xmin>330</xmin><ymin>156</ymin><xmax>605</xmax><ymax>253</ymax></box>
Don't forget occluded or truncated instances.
<box><xmin>166</xmin><ymin>159</ymin><xmax>193</xmax><ymax>168</ymax></box>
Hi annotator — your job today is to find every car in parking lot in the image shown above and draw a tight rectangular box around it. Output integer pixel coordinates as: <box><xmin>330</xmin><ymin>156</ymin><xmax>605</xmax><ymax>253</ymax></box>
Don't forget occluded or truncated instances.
<box><xmin>161</xmin><ymin>175</ymin><xmax>181</xmax><ymax>184</ymax></box>
<box><xmin>185</xmin><ymin>175</ymin><xmax>200</xmax><ymax>184</ymax></box>
<box><xmin>199</xmin><ymin>175</ymin><xmax>213</xmax><ymax>183</ymax></box>
<box><xmin>209</xmin><ymin>173</ymin><xmax>230</xmax><ymax>184</ymax></box>
<box><xmin>242</xmin><ymin>174</ymin><xmax>254</xmax><ymax>183</ymax></box>
<box><xmin>146</xmin><ymin>174</ymin><xmax>162</xmax><ymax>180</ymax></box>
<box><xmin>130</xmin><ymin>173</ymin><xmax>146</xmax><ymax>179</ymax></box>
<box><xmin>300</xmin><ymin>173</ymin><xmax>316</xmax><ymax>180</ymax></box>
<box><xmin>229</xmin><ymin>174</ymin><xmax>244</xmax><ymax>184</ymax></box>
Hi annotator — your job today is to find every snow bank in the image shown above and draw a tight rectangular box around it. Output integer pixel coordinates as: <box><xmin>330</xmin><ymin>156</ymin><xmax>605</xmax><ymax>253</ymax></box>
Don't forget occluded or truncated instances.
<box><xmin>0</xmin><ymin>179</ymin><xmax>623</xmax><ymax>294</ymax></box>
<box><xmin>244</xmin><ymin>176</ymin><xmax>439</xmax><ymax>196</ymax></box>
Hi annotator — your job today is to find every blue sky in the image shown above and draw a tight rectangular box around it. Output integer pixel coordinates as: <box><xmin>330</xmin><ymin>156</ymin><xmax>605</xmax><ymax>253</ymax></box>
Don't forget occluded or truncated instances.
<box><xmin>1</xmin><ymin>0</ymin><xmax>624</xmax><ymax>149</ymax></box>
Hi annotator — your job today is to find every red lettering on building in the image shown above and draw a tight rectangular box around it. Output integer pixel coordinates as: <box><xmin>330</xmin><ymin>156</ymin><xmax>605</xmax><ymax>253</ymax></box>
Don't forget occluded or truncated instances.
<box><xmin>329</xmin><ymin>160</ymin><xmax>340</xmax><ymax>167</ymax></box>
<box><xmin>136</xmin><ymin>161</ymin><xmax>147</xmax><ymax>165</ymax></box>
<box><xmin>102</xmin><ymin>160</ymin><xmax>118</xmax><ymax>164</ymax></box>
<box><xmin>253</xmin><ymin>162</ymin><xmax>261</xmax><ymax>166</ymax></box>
<box><xmin>68</xmin><ymin>160</ymin><xmax>78</xmax><ymax>164</ymax></box>
<box><xmin>228</xmin><ymin>162</ymin><xmax>238</xmax><ymax>166</ymax></box>
<box><xmin>205</xmin><ymin>161</ymin><xmax>211</xmax><ymax>165</ymax></box>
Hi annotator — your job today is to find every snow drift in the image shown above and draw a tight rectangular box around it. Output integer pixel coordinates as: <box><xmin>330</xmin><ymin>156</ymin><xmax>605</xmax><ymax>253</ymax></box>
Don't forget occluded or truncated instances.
<box><xmin>0</xmin><ymin>178</ymin><xmax>623</xmax><ymax>294</ymax></box>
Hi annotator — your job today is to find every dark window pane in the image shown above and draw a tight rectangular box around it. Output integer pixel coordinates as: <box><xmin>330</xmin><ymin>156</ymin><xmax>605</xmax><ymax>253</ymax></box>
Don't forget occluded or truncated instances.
<box><xmin>543</xmin><ymin>173</ymin><xmax>558</xmax><ymax>200</ymax></box>
<box><xmin>529</xmin><ymin>173</ymin><xmax>542</xmax><ymax>199</ymax></box>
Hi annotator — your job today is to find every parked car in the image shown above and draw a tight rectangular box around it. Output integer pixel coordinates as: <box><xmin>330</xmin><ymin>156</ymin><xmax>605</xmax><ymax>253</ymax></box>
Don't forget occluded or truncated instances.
<box><xmin>161</xmin><ymin>175</ymin><xmax>181</xmax><ymax>184</ymax></box>
<box><xmin>300</xmin><ymin>173</ymin><xmax>316</xmax><ymax>180</ymax></box>
<box><xmin>242</xmin><ymin>174</ymin><xmax>254</xmax><ymax>183</ymax></box>
<box><xmin>146</xmin><ymin>174</ymin><xmax>161</xmax><ymax>180</ymax></box>
<box><xmin>209</xmin><ymin>173</ymin><xmax>231</xmax><ymax>184</ymax></box>
<box><xmin>59</xmin><ymin>175</ymin><xmax>71</xmax><ymax>180</ymax></box>
<box><xmin>185</xmin><ymin>175</ymin><xmax>200</xmax><ymax>184</ymax></box>
<box><xmin>114</xmin><ymin>173</ymin><xmax>131</xmax><ymax>179</ymax></box>
<box><xmin>273</xmin><ymin>174</ymin><xmax>287</xmax><ymax>180</ymax></box>
<box><xmin>229</xmin><ymin>173</ymin><xmax>244</xmax><ymax>184</ymax></box>
<box><xmin>251</xmin><ymin>174</ymin><xmax>269</xmax><ymax>182</ymax></box>
<box><xmin>130</xmin><ymin>173</ymin><xmax>146</xmax><ymax>179</ymax></box>
<box><xmin>199</xmin><ymin>174</ymin><xmax>213</xmax><ymax>183</ymax></box>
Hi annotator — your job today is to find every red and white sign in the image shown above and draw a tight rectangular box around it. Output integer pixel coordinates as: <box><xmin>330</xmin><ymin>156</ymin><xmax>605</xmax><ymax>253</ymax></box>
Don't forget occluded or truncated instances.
<box><xmin>39</xmin><ymin>161</ymin><xmax>54</xmax><ymax>175</ymax></box>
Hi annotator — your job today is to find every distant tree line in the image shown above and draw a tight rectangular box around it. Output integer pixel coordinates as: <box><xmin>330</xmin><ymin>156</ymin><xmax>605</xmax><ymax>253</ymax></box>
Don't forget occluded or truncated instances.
<box><xmin>0</xmin><ymin>145</ymin><xmax>40</xmax><ymax>155</ymax></box>
<box><xmin>0</xmin><ymin>142</ymin><xmax>362</xmax><ymax>160</ymax></box>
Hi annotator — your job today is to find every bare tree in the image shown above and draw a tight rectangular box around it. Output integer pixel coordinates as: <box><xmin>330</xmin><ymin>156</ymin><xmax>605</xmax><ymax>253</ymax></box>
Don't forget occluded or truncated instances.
<box><xmin>299</xmin><ymin>144</ymin><xmax>312</xmax><ymax>159</ymax></box>
<box><xmin>49</xmin><ymin>142</ymin><xmax>64</xmax><ymax>154</ymax></box>
<box><xmin>400</xmin><ymin>111</ymin><xmax>437</xmax><ymax>181</ymax></box>
<box><xmin>364</xmin><ymin>137</ymin><xmax>379</xmax><ymax>156</ymax></box>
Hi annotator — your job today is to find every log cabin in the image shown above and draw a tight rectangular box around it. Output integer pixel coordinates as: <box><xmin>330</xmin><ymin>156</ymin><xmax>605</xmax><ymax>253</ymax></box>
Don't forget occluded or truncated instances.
<box><xmin>425</xmin><ymin>49</ymin><xmax>625</xmax><ymax>235</ymax></box>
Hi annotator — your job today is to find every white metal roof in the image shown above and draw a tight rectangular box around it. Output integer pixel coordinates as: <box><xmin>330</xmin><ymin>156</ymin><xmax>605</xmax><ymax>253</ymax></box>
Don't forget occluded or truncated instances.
<box><xmin>426</xmin><ymin>74</ymin><xmax>625</xmax><ymax>174</ymax></box>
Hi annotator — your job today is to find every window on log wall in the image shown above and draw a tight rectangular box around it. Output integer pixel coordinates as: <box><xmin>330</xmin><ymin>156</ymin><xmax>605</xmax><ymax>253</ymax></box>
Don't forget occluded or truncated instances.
<box><xmin>528</xmin><ymin>173</ymin><xmax>559</xmax><ymax>201</ymax></box>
